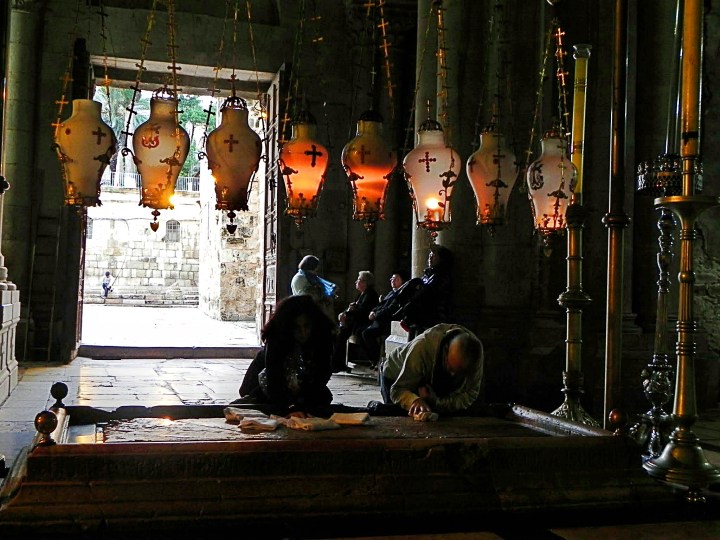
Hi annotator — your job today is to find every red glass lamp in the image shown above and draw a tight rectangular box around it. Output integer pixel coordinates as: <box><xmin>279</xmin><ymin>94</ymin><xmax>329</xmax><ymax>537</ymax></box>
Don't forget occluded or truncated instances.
<box><xmin>278</xmin><ymin>110</ymin><xmax>329</xmax><ymax>227</ymax></box>
<box><xmin>341</xmin><ymin>110</ymin><xmax>397</xmax><ymax>231</ymax></box>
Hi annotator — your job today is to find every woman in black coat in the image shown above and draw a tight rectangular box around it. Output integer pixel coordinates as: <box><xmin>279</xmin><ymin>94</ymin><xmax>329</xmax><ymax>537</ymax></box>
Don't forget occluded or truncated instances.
<box><xmin>238</xmin><ymin>294</ymin><xmax>336</xmax><ymax>417</ymax></box>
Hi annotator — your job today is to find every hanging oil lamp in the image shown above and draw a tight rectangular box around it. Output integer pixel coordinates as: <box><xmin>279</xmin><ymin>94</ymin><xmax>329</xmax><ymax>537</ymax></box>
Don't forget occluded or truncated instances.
<box><xmin>53</xmin><ymin>99</ymin><xmax>117</xmax><ymax>207</ymax></box>
<box><xmin>206</xmin><ymin>92</ymin><xmax>261</xmax><ymax>234</ymax></box>
<box><xmin>526</xmin><ymin>122</ymin><xmax>577</xmax><ymax>241</ymax></box>
<box><xmin>466</xmin><ymin>121</ymin><xmax>517</xmax><ymax>234</ymax></box>
<box><xmin>132</xmin><ymin>87</ymin><xmax>190</xmax><ymax>231</ymax></box>
<box><xmin>402</xmin><ymin>103</ymin><xmax>460</xmax><ymax>238</ymax></box>
<box><xmin>278</xmin><ymin>109</ymin><xmax>329</xmax><ymax>227</ymax></box>
<box><xmin>341</xmin><ymin>109</ymin><xmax>396</xmax><ymax>232</ymax></box>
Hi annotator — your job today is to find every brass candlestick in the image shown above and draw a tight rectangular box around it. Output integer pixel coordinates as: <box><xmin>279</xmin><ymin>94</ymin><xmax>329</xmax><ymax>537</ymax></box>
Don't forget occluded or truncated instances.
<box><xmin>643</xmin><ymin>0</ymin><xmax>720</xmax><ymax>502</ymax></box>
<box><xmin>643</xmin><ymin>192</ymin><xmax>720</xmax><ymax>499</ymax></box>
<box><xmin>552</xmin><ymin>45</ymin><xmax>597</xmax><ymax>427</ymax></box>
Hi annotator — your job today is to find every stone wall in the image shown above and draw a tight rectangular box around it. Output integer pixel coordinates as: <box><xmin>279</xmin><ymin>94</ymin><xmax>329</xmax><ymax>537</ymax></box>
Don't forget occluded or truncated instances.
<box><xmin>198</xmin><ymin>161</ymin><xmax>262</xmax><ymax>322</ymax></box>
<box><xmin>84</xmin><ymin>188</ymin><xmax>201</xmax><ymax>305</ymax></box>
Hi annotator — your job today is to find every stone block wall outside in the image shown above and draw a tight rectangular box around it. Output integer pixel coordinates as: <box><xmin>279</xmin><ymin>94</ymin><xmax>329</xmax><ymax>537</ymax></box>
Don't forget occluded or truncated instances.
<box><xmin>84</xmin><ymin>189</ymin><xmax>202</xmax><ymax>305</ymax></box>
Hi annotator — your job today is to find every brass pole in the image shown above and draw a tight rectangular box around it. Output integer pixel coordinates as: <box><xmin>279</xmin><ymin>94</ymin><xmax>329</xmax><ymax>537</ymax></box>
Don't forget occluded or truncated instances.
<box><xmin>602</xmin><ymin>0</ymin><xmax>631</xmax><ymax>429</ymax></box>
<box><xmin>643</xmin><ymin>0</ymin><xmax>720</xmax><ymax>501</ymax></box>
<box><xmin>552</xmin><ymin>45</ymin><xmax>596</xmax><ymax>427</ymax></box>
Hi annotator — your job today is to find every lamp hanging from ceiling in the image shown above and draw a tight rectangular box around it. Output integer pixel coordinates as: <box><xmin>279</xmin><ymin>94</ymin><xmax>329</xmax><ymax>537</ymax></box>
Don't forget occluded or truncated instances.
<box><xmin>207</xmin><ymin>91</ymin><xmax>261</xmax><ymax>234</ymax></box>
<box><xmin>466</xmin><ymin>0</ymin><xmax>517</xmax><ymax>235</ymax></box>
<box><xmin>402</xmin><ymin>2</ymin><xmax>460</xmax><ymax>240</ymax></box>
<box><xmin>51</xmin><ymin>0</ymin><xmax>116</xmax><ymax>208</ymax></box>
<box><xmin>341</xmin><ymin>1</ymin><xmax>398</xmax><ymax>232</ymax></box>
<box><xmin>278</xmin><ymin>0</ymin><xmax>330</xmax><ymax>227</ymax></box>
<box><xmin>203</xmin><ymin>0</ymin><xmax>262</xmax><ymax>234</ymax></box>
<box><xmin>524</xmin><ymin>20</ymin><xmax>576</xmax><ymax>244</ymax></box>
<box><xmin>403</xmin><ymin>101</ymin><xmax>459</xmax><ymax>238</ymax></box>
<box><xmin>467</xmin><ymin>120</ymin><xmax>516</xmax><ymax>233</ymax></box>
<box><xmin>342</xmin><ymin>109</ymin><xmax>396</xmax><ymax>231</ymax></box>
<box><xmin>121</xmin><ymin>0</ymin><xmax>189</xmax><ymax>231</ymax></box>
<box><xmin>279</xmin><ymin>108</ymin><xmax>329</xmax><ymax>227</ymax></box>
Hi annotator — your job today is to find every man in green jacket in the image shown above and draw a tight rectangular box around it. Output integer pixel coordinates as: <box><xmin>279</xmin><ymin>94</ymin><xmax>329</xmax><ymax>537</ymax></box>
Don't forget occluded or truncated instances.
<box><xmin>378</xmin><ymin>324</ymin><xmax>484</xmax><ymax>417</ymax></box>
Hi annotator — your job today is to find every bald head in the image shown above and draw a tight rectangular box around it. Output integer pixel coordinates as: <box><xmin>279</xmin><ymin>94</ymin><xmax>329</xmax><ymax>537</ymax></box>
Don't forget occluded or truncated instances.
<box><xmin>444</xmin><ymin>332</ymin><xmax>482</xmax><ymax>377</ymax></box>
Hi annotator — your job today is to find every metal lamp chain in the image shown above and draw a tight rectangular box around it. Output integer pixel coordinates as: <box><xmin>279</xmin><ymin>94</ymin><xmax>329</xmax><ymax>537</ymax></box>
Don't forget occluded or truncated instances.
<box><xmin>553</xmin><ymin>22</ymin><xmax>571</xmax><ymax>139</ymax></box>
<box><xmin>281</xmin><ymin>0</ymin><xmax>306</xmax><ymax>148</ymax></box>
<box><xmin>51</xmin><ymin>0</ymin><xmax>83</xmax><ymax>138</ymax></box>
<box><xmin>121</xmin><ymin>0</ymin><xmax>158</xmax><ymax>150</ymax></box>
<box><xmin>401</xmin><ymin>0</ymin><xmax>435</xmax><ymax>158</ymax></box>
<box><xmin>470</xmin><ymin>3</ymin><xmax>493</xmax><ymax>152</ymax></box>
<box><xmin>347</xmin><ymin>1</ymin><xmax>371</xmax><ymax>140</ymax></box>
<box><xmin>307</xmin><ymin>0</ymin><xmax>333</xmax><ymax>165</ymax></box>
<box><xmin>435</xmin><ymin>2</ymin><xmax>451</xmax><ymax>147</ymax></box>
<box><xmin>520</xmin><ymin>19</ymin><xmax>554</xmax><ymax>200</ymax></box>
<box><xmin>377</xmin><ymin>0</ymin><xmax>396</xmax><ymax>122</ymax></box>
<box><xmin>246</xmin><ymin>0</ymin><xmax>269</xmax><ymax>142</ymax></box>
<box><xmin>200</xmin><ymin>0</ymin><xmax>232</xmax><ymax>151</ymax></box>
<box><xmin>97</xmin><ymin>0</ymin><xmax>113</xmax><ymax>105</ymax></box>
<box><xmin>165</xmin><ymin>0</ymin><xmax>182</xmax><ymax>139</ymax></box>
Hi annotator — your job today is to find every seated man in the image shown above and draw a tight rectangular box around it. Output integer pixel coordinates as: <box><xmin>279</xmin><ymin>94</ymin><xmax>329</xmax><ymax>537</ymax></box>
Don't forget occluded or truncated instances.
<box><xmin>377</xmin><ymin>323</ymin><xmax>483</xmax><ymax>417</ymax></box>
<box><xmin>360</xmin><ymin>271</ymin><xmax>408</xmax><ymax>367</ymax></box>
<box><xmin>331</xmin><ymin>270</ymin><xmax>379</xmax><ymax>372</ymax></box>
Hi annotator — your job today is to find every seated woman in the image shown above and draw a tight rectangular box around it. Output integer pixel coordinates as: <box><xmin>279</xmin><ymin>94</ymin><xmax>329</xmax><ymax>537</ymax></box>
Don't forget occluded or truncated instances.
<box><xmin>237</xmin><ymin>295</ymin><xmax>336</xmax><ymax>417</ymax></box>
<box><xmin>332</xmin><ymin>271</ymin><xmax>379</xmax><ymax>372</ymax></box>
<box><xmin>290</xmin><ymin>254</ymin><xmax>336</xmax><ymax>322</ymax></box>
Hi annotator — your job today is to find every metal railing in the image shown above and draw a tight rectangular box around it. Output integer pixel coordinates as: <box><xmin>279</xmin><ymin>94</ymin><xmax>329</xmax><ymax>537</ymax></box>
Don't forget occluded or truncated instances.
<box><xmin>100</xmin><ymin>171</ymin><xmax>200</xmax><ymax>192</ymax></box>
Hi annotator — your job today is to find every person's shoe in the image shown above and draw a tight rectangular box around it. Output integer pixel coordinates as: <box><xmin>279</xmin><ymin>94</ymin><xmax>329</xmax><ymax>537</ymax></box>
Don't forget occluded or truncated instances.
<box><xmin>229</xmin><ymin>396</ymin><xmax>259</xmax><ymax>405</ymax></box>
<box><xmin>367</xmin><ymin>400</ymin><xmax>405</xmax><ymax>416</ymax></box>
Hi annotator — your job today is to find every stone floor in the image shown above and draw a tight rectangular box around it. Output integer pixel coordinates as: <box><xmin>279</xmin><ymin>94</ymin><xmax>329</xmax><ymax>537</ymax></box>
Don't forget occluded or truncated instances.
<box><xmin>0</xmin><ymin>305</ymin><xmax>380</xmax><ymax>474</ymax></box>
<box><xmin>1</xmin><ymin>305</ymin><xmax>720</xmax><ymax>538</ymax></box>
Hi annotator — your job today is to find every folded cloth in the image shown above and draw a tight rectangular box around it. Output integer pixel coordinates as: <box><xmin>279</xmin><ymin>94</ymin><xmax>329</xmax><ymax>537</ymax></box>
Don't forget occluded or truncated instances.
<box><xmin>240</xmin><ymin>417</ymin><xmax>280</xmax><ymax>432</ymax></box>
<box><xmin>329</xmin><ymin>412</ymin><xmax>370</xmax><ymax>425</ymax></box>
<box><xmin>413</xmin><ymin>411</ymin><xmax>439</xmax><ymax>422</ymax></box>
<box><xmin>286</xmin><ymin>417</ymin><xmax>340</xmax><ymax>431</ymax></box>
<box><xmin>224</xmin><ymin>406</ymin><xmax>270</xmax><ymax>424</ymax></box>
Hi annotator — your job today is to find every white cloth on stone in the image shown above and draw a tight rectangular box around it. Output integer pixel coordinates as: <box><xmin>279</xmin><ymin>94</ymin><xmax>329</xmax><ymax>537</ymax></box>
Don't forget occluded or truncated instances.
<box><xmin>240</xmin><ymin>417</ymin><xmax>280</xmax><ymax>432</ymax></box>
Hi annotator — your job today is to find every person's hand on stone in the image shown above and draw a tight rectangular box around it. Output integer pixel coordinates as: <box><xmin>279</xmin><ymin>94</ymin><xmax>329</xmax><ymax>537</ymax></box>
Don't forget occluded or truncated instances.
<box><xmin>408</xmin><ymin>397</ymin><xmax>432</xmax><ymax>417</ymax></box>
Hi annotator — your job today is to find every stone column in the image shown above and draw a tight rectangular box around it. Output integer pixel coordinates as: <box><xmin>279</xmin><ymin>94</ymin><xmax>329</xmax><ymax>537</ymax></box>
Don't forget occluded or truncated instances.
<box><xmin>0</xmin><ymin>1</ymin><xmax>36</xmax><ymax>400</ymax></box>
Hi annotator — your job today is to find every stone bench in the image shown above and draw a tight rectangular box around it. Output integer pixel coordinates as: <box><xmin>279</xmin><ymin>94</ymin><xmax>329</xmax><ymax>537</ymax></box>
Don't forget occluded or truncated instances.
<box><xmin>383</xmin><ymin>320</ymin><xmax>409</xmax><ymax>360</ymax></box>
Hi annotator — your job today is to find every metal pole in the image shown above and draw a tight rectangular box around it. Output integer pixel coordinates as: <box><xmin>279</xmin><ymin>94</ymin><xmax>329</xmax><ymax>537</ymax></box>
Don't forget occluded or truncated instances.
<box><xmin>603</xmin><ymin>0</ymin><xmax>631</xmax><ymax>429</ymax></box>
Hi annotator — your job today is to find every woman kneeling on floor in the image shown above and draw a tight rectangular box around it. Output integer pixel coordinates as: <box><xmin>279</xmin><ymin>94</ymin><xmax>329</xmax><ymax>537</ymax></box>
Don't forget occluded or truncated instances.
<box><xmin>236</xmin><ymin>294</ymin><xmax>336</xmax><ymax>417</ymax></box>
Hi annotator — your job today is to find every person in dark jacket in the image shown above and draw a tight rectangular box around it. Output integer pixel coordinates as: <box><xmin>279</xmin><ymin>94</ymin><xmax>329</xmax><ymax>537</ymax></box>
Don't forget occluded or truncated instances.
<box><xmin>393</xmin><ymin>244</ymin><xmax>453</xmax><ymax>339</ymax></box>
<box><xmin>237</xmin><ymin>295</ymin><xmax>335</xmax><ymax>417</ymax></box>
<box><xmin>332</xmin><ymin>270</ymin><xmax>379</xmax><ymax>372</ymax></box>
<box><xmin>360</xmin><ymin>271</ymin><xmax>408</xmax><ymax>367</ymax></box>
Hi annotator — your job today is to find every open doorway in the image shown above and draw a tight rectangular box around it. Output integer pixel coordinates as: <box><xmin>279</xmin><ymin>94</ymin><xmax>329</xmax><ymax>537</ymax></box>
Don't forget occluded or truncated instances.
<box><xmin>80</xmin><ymin>85</ymin><xmax>265</xmax><ymax>348</ymax></box>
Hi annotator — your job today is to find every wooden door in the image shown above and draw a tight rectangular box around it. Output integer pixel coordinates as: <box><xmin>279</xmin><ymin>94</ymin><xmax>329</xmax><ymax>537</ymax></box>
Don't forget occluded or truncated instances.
<box><xmin>258</xmin><ymin>65</ymin><xmax>290</xmax><ymax>329</ymax></box>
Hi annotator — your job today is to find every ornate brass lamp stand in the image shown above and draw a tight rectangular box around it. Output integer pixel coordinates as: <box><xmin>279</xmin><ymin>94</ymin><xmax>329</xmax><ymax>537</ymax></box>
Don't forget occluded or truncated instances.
<box><xmin>642</xmin><ymin>0</ymin><xmax>720</xmax><ymax>501</ymax></box>
<box><xmin>552</xmin><ymin>45</ymin><xmax>597</xmax><ymax>427</ymax></box>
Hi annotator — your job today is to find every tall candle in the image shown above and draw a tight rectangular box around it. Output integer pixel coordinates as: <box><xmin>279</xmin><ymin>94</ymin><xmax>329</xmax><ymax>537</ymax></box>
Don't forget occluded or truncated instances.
<box><xmin>570</xmin><ymin>44</ymin><xmax>591</xmax><ymax>201</ymax></box>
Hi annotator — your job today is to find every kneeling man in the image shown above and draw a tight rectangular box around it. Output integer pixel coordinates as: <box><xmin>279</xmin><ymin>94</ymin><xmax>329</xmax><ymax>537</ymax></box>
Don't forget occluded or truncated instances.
<box><xmin>379</xmin><ymin>323</ymin><xmax>484</xmax><ymax>417</ymax></box>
